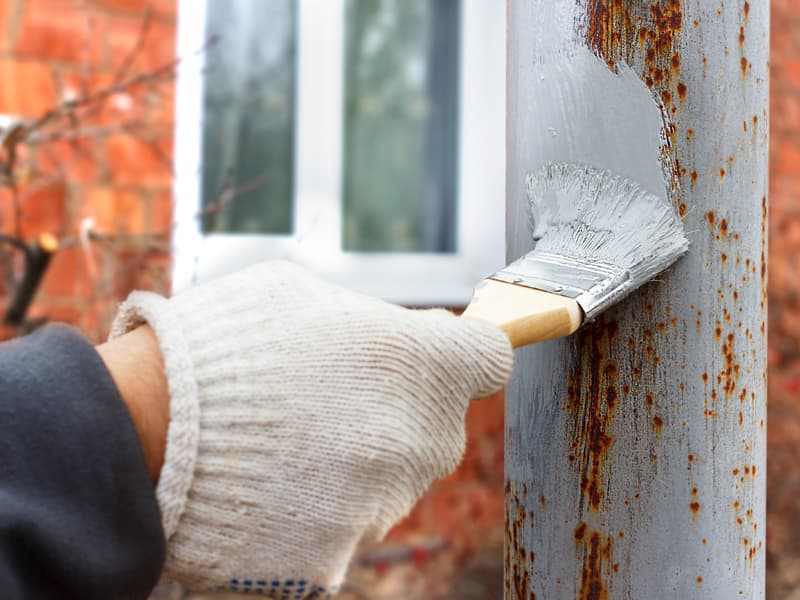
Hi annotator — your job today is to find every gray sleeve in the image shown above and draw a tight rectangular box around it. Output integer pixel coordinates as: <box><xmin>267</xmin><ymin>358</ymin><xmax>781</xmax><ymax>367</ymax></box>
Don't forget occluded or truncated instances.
<box><xmin>0</xmin><ymin>324</ymin><xmax>165</xmax><ymax>600</ymax></box>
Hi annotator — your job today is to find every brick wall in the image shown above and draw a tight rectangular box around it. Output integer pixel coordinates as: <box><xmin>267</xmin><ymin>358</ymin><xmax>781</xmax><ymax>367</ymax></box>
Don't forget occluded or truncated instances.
<box><xmin>0</xmin><ymin>0</ymin><xmax>176</xmax><ymax>341</ymax></box>
<box><xmin>766</xmin><ymin>0</ymin><xmax>800</xmax><ymax>595</ymax></box>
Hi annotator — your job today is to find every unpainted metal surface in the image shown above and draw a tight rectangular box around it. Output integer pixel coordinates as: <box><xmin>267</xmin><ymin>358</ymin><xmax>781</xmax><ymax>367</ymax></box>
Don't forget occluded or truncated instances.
<box><xmin>505</xmin><ymin>1</ymin><xmax>768</xmax><ymax>598</ymax></box>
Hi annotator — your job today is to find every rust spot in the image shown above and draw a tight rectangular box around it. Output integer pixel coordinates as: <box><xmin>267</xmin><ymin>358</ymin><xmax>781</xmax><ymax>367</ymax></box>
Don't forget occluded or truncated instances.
<box><xmin>720</xmin><ymin>167</ymin><xmax>726</xmax><ymax>179</ymax></box>
<box><xmin>646</xmin><ymin>391</ymin><xmax>654</xmax><ymax>407</ymax></box>
<box><xmin>706</xmin><ymin>210</ymin><xmax>715</xmax><ymax>226</ymax></box>
<box><xmin>677</xmin><ymin>82</ymin><xmax>687</xmax><ymax>100</ymax></box>
<box><xmin>720</xmin><ymin>218</ymin><xmax>728</xmax><ymax>238</ymax></box>
<box><xmin>739</xmin><ymin>26</ymin><xmax>745</xmax><ymax>48</ymax></box>
<box><xmin>744</xmin><ymin>1</ymin><xmax>750</xmax><ymax>17</ymax></box>
<box><xmin>671</xmin><ymin>52</ymin><xmax>680</xmax><ymax>70</ymax></box>
<box><xmin>540</xmin><ymin>495</ymin><xmax>547</xmax><ymax>508</ymax></box>
<box><xmin>721</xmin><ymin>253</ymin><xmax>728</xmax><ymax>264</ymax></box>
<box><xmin>574</xmin><ymin>521</ymin><xmax>588</xmax><ymax>542</ymax></box>
<box><xmin>690</xmin><ymin>501</ymin><xmax>701</xmax><ymax>516</ymax></box>
<box><xmin>743</xmin><ymin>120</ymin><xmax>748</xmax><ymax>133</ymax></box>
<box><xmin>687</xmin><ymin>128</ymin><xmax>694</xmax><ymax>140</ymax></box>
<box><xmin>688</xmin><ymin>454</ymin><xmax>694</xmax><ymax>462</ymax></box>
<box><xmin>702</xmin><ymin>538</ymin><xmax>707</xmax><ymax>545</ymax></box>
<box><xmin>660</xmin><ymin>89</ymin><xmax>672</xmax><ymax>105</ymax></box>
<box><xmin>652</xmin><ymin>415</ymin><xmax>664</xmax><ymax>431</ymax></box>
<box><xmin>697</xmin><ymin>576</ymin><xmax>703</xmax><ymax>584</ymax></box>
<box><xmin>738</xmin><ymin>411</ymin><xmax>743</xmax><ymax>426</ymax></box>
<box><xmin>701</xmin><ymin>372</ymin><xmax>708</xmax><ymax>384</ymax></box>
<box><xmin>740</xmin><ymin>56</ymin><xmax>748</xmax><ymax>77</ymax></box>
<box><xmin>693</xmin><ymin>19</ymin><xmax>699</xmax><ymax>27</ymax></box>
<box><xmin>569</xmin><ymin>453</ymin><xmax>576</xmax><ymax>463</ymax></box>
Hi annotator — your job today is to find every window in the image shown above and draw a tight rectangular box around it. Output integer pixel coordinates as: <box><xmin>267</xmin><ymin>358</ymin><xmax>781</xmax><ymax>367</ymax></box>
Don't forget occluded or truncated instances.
<box><xmin>174</xmin><ymin>0</ymin><xmax>505</xmax><ymax>305</ymax></box>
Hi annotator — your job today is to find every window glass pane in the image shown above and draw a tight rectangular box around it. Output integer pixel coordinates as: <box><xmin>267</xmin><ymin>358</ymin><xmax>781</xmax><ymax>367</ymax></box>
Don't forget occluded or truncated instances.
<box><xmin>343</xmin><ymin>0</ymin><xmax>460</xmax><ymax>253</ymax></box>
<box><xmin>201</xmin><ymin>0</ymin><xmax>295</xmax><ymax>234</ymax></box>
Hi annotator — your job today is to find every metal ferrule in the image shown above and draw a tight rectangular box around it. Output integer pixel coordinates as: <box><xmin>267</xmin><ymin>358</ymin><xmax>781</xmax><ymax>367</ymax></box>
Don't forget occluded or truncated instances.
<box><xmin>490</xmin><ymin>251</ymin><xmax>631</xmax><ymax>323</ymax></box>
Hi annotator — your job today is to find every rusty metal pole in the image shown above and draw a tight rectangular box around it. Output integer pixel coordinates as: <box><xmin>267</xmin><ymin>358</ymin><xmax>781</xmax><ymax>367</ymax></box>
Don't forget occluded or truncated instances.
<box><xmin>505</xmin><ymin>1</ymin><xmax>768</xmax><ymax>598</ymax></box>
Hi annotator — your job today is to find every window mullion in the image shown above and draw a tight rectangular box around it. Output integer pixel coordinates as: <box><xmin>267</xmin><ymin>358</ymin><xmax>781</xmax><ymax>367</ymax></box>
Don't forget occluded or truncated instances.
<box><xmin>293</xmin><ymin>0</ymin><xmax>345</xmax><ymax>259</ymax></box>
<box><xmin>172</xmin><ymin>0</ymin><xmax>209</xmax><ymax>292</ymax></box>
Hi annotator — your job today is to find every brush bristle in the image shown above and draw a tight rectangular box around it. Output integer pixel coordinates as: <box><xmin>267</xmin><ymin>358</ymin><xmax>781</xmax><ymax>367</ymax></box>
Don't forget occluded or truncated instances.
<box><xmin>527</xmin><ymin>162</ymin><xmax>689</xmax><ymax>288</ymax></box>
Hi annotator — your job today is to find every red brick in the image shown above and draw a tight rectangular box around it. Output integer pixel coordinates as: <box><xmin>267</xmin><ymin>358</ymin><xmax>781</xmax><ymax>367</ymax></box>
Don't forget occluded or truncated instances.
<box><xmin>784</xmin><ymin>59</ymin><xmax>800</xmax><ymax>91</ymax></box>
<box><xmin>40</xmin><ymin>245</ymin><xmax>91</xmax><ymax>297</ymax></box>
<box><xmin>82</xmin><ymin>185</ymin><xmax>147</xmax><ymax>233</ymax></box>
<box><xmin>771</xmin><ymin>137</ymin><xmax>800</xmax><ymax>177</ymax></box>
<box><xmin>465</xmin><ymin>391</ymin><xmax>504</xmax><ymax>438</ymax></box>
<box><xmin>15</xmin><ymin>178</ymin><xmax>68</xmax><ymax>238</ymax></box>
<box><xmin>0</xmin><ymin>59</ymin><xmax>58</xmax><ymax>116</ymax></box>
<box><xmin>88</xmin><ymin>0</ymin><xmax>176</xmax><ymax>19</ymax></box>
<box><xmin>27</xmin><ymin>301</ymin><xmax>85</xmax><ymax>327</ymax></box>
<box><xmin>105</xmin><ymin>16</ymin><xmax>176</xmax><ymax>73</ymax></box>
<box><xmin>36</xmin><ymin>139</ymin><xmax>100</xmax><ymax>184</ymax></box>
<box><xmin>14</xmin><ymin>0</ymin><xmax>103</xmax><ymax>64</ymax></box>
<box><xmin>151</xmin><ymin>188</ymin><xmax>173</xmax><ymax>233</ymax></box>
<box><xmin>0</xmin><ymin>0</ymin><xmax>12</xmax><ymax>54</ymax></box>
<box><xmin>105</xmin><ymin>133</ymin><xmax>173</xmax><ymax>187</ymax></box>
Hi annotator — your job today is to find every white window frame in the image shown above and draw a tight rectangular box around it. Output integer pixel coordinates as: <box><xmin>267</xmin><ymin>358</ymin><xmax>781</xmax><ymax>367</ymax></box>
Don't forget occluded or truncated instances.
<box><xmin>173</xmin><ymin>0</ymin><xmax>505</xmax><ymax>306</ymax></box>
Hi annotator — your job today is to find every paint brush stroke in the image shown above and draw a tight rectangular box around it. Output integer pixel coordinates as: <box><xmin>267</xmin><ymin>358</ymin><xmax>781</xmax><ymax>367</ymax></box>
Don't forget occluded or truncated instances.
<box><xmin>524</xmin><ymin>46</ymin><xmax>669</xmax><ymax>205</ymax></box>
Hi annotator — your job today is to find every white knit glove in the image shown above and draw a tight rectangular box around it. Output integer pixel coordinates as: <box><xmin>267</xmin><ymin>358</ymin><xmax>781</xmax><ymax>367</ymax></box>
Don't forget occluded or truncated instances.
<box><xmin>110</xmin><ymin>260</ymin><xmax>512</xmax><ymax>597</ymax></box>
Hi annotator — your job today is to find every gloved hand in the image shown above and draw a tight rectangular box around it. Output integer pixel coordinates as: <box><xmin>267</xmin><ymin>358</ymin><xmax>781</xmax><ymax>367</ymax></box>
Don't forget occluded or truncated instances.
<box><xmin>110</xmin><ymin>260</ymin><xmax>513</xmax><ymax>597</ymax></box>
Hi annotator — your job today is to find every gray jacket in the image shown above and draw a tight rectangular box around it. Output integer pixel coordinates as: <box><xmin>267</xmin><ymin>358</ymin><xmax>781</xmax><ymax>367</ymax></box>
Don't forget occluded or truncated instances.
<box><xmin>0</xmin><ymin>324</ymin><xmax>165</xmax><ymax>599</ymax></box>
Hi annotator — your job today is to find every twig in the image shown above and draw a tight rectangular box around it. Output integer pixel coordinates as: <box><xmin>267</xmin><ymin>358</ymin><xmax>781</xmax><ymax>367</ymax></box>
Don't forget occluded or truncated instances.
<box><xmin>27</xmin><ymin>122</ymin><xmax>138</xmax><ymax>145</ymax></box>
<box><xmin>113</xmin><ymin>7</ymin><xmax>153</xmax><ymax>85</ymax></box>
<box><xmin>80</xmin><ymin>4</ymin><xmax>94</xmax><ymax>98</ymax></box>
<box><xmin>196</xmin><ymin>171</ymin><xmax>271</xmax><ymax>221</ymax></box>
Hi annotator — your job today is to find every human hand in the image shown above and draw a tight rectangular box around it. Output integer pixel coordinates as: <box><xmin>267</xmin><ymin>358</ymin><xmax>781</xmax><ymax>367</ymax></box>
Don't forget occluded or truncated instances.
<box><xmin>110</xmin><ymin>260</ymin><xmax>513</xmax><ymax>596</ymax></box>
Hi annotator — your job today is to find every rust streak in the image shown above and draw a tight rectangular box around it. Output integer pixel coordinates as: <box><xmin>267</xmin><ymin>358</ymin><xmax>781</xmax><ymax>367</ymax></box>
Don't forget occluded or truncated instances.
<box><xmin>505</xmin><ymin>481</ymin><xmax>533</xmax><ymax>599</ymax></box>
<box><xmin>575</xmin><ymin>529</ymin><xmax>612</xmax><ymax>600</ymax></box>
<box><xmin>568</xmin><ymin>318</ymin><xmax>619</xmax><ymax>512</ymax></box>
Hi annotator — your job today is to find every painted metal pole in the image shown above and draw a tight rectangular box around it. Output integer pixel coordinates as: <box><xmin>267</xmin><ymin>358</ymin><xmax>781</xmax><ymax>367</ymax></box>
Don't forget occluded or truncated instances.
<box><xmin>505</xmin><ymin>1</ymin><xmax>768</xmax><ymax>598</ymax></box>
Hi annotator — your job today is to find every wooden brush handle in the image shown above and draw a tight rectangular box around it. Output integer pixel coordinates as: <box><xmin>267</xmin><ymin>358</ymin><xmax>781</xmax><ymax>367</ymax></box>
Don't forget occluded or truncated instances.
<box><xmin>462</xmin><ymin>279</ymin><xmax>583</xmax><ymax>349</ymax></box>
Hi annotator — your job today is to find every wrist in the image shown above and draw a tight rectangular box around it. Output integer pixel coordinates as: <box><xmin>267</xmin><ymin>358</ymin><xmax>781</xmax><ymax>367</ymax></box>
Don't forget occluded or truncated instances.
<box><xmin>96</xmin><ymin>325</ymin><xmax>169</xmax><ymax>484</ymax></box>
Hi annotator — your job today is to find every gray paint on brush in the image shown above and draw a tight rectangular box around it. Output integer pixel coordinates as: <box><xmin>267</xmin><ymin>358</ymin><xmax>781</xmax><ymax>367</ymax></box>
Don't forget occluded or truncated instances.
<box><xmin>506</xmin><ymin>1</ymin><xmax>768</xmax><ymax>598</ymax></box>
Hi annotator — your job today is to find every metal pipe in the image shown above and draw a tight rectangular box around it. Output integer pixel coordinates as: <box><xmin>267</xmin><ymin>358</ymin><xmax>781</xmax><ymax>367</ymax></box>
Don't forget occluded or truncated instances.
<box><xmin>505</xmin><ymin>1</ymin><xmax>768</xmax><ymax>598</ymax></box>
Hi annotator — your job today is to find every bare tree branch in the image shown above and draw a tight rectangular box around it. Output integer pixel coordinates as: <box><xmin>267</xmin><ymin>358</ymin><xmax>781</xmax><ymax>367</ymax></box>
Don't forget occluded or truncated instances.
<box><xmin>113</xmin><ymin>7</ymin><xmax>154</xmax><ymax>85</ymax></box>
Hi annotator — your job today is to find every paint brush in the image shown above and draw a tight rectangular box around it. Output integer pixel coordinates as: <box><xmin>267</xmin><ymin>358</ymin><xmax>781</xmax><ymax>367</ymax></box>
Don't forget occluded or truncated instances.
<box><xmin>462</xmin><ymin>162</ymin><xmax>689</xmax><ymax>348</ymax></box>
